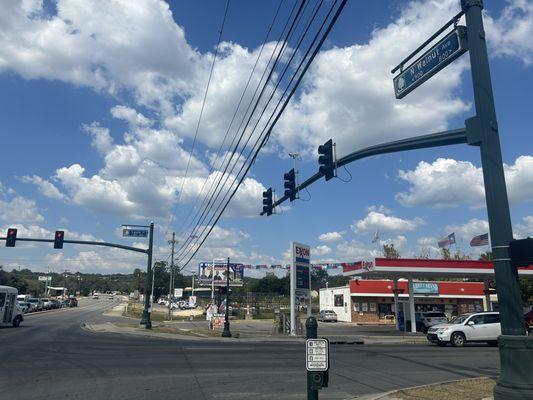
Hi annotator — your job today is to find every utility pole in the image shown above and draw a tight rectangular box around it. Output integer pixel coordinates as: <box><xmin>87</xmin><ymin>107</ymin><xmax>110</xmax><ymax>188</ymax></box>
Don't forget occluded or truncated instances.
<box><xmin>222</xmin><ymin>257</ymin><xmax>232</xmax><ymax>337</ymax></box>
<box><xmin>168</xmin><ymin>232</ymin><xmax>176</xmax><ymax>321</ymax></box>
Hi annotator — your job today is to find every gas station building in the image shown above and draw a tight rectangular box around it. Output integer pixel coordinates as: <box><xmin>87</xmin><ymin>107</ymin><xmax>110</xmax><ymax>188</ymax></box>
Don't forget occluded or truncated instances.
<box><xmin>319</xmin><ymin>258</ymin><xmax>533</xmax><ymax>332</ymax></box>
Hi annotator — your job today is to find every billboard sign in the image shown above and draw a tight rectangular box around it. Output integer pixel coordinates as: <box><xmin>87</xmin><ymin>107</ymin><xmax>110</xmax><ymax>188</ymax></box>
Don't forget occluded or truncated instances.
<box><xmin>393</xmin><ymin>27</ymin><xmax>467</xmax><ymax>99</ymax></box>
<box><xmin>197</xmin><ymin>262</ymin><xmax>244</xmax><ymax>287</ymax></box>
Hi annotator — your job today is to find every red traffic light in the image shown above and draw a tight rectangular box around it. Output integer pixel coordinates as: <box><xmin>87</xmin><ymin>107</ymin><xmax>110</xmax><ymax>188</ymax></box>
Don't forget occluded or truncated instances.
<box><xmin>6</xmin><ymin>228</ymin><xmax>17</xmax><ymax>247</ymax></box>
<box><xmin>54</xmin><ymin>230</ymin><xmax>64</xmax><ymax>249</ymax></box>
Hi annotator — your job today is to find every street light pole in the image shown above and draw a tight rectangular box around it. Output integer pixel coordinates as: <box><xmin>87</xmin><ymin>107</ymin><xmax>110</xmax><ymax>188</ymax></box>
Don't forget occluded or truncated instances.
<box><xmin>140</xmin><ymin>221</ymin><xmax>154</xmax><ymax>329</ymax></box>
<box><xmin>222</xmin><ymin>257</ymin><xmax>232</xmax><ymax>337</ymax></box>
<box><xmin>460</xmin><ymin>1</ymin><xmax>532</xmax><ymax>398</ymax></box>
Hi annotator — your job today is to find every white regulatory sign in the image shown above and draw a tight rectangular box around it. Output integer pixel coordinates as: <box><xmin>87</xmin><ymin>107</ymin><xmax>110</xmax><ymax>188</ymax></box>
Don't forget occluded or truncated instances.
<box><xmin>306</xmin><ymin>338</ymin><xmax>329</xmax><ymax>371</ymax></box>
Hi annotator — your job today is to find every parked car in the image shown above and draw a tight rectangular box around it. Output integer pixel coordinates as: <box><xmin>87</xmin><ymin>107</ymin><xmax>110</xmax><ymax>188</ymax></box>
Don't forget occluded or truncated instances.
<box><xmin>317</xmin><ymin>310</ymin><xmax>338</xmax><ymax>322</ymax></box>
<box><xmin>27</xmin><ymin>298</ymin><xmax>43</xmax><ymax>312</ymax></box>
<box><xmin>416</xmin><ymin>312</ymin><xmax>449</xmax><ymax>333</ymax></box>
<box><xmin>50</xmin><ymin>299</ymin><xmax>60</xmax><ymax>309</ymax></box>
<box><xmin>17</xmin><ymin>301</ymin><xmax>32</xmax><ymax>313</ymax></box>
<box><xmin>40</xmin><ymin>298</ymin><xmax>52</xmax><ymax>310</ymax></box>
<box><xmin>427</xmin><ymin>311</ymin><xmax>501</xmax><ymax>347</ymax></box>
<box><xmin>108</xmin><ymin>294</ymin><xmax>114</xmax><ymax>300</ymax></box>
<box><xmin>92</xmin><ymin>293</ymin><xmax>99</xmax><ymax>299</ymax></box>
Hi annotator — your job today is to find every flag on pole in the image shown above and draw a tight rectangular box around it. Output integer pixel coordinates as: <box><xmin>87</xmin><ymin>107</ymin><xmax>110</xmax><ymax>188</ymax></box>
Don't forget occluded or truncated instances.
<box><xmin>371</xmin><ymin>230</ymin><xmax>380</xmax><ymax>243</ymax></box>
<box><xmin>470</xmin><ymin>233</ymin><xmax>489</xmax><ymax>247</ymax></box>
<box><xmin>438</xmin><ymin>232</ymin><xmax>456</xmax><ymax>248</ymax></box>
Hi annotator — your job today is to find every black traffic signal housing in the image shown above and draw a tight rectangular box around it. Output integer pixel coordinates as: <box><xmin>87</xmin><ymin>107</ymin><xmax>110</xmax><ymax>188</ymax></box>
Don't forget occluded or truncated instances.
<box><xmin>262</xmin><ymin>188</ymin><xmax>273</xmax><ymax>216</ymax></box>
<box><xmin>284</xmin><ymin>168</ymin><xmax>297</xmax><ymax>201</ymax></box>
<box><xmin>54</xmin><ymin>230</ymin><xmax>65</xmax><ymax>249</ymax></box>
<box><xmin>6</xmin><ymin>228</ymin><xmax>17</xmax><ymax>247</ymax></box>
<box><xmin>318</xmin><ymin>139</ymin><xmax>335</xmax><ymax>181</ymax></box>
<box><xmin>509</xmin><ymin>237</ymin><xmax>533</xmax><ymax>267</ymax></box>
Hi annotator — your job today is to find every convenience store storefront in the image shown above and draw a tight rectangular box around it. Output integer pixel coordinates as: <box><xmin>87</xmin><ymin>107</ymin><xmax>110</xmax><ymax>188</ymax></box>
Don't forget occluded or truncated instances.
<box><xmin>334</xmin><ymin>258</ymin><xmax>533</xmax><ymax>332</ymax></box>
<box><xmin>320</xmin><ymin>279</ymin><xmax>486</xmax><ymax>327</ymax></box>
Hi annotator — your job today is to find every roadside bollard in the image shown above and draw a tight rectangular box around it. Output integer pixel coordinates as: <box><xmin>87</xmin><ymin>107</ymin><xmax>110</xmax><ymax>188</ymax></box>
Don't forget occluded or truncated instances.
<box><xmin>306</xmin><ymin>316</ymin><xmax>329</xmax><ymax>400</ymax></box>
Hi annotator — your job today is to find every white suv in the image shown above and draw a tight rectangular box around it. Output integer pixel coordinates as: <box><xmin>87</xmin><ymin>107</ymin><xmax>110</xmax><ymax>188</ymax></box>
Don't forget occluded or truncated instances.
<box><xmin>427</xmin><ymin>312</ymin><xmax>501</xmax><ymax>347</ymax></box>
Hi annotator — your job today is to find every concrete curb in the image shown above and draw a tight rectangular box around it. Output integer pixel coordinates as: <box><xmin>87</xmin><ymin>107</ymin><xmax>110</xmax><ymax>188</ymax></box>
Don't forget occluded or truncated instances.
<box><xmin>345</xmin><ymin>376</ymin><xmax>497</xmax><ymax>400</ymax></box>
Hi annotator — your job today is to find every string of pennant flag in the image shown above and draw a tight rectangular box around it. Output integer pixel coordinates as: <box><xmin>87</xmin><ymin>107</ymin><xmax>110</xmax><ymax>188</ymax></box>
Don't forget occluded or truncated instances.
<box><xmin>239</xmin><ymin>263</ymin><xmax>354</xmax><ymax>271</ymax></box>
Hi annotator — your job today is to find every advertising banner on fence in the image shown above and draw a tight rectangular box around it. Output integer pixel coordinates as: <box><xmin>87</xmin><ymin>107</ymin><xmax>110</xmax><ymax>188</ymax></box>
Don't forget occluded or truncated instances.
<box><xmin>197</xmin><ymin>262</ymin><xmax>244</xmax><ymax>287</ymax></box>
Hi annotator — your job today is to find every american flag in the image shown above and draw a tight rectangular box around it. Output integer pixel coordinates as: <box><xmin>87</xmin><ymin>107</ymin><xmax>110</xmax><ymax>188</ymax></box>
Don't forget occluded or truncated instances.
<box><xmin>470</xmin><ymin>233</ymin><xmax>489</xmax><ymax>247</ymax></box>
<box><xmin>438</xmin><ymin>232</ymin><xmax>456</xmax><ymax>248</ymax></box>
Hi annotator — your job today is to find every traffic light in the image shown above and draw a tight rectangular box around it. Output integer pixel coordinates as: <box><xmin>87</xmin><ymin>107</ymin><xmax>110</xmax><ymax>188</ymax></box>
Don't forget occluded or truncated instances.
<box><xmin>509</xmin><ymin>237</ymin><xmax>533</xmax><ymax>267</ymax></box>
<box><xmin>5</xmin><ymin>228</ymin><xmax>17</xmax><ymax>247</ymax></box>
<box><xmin>318</xmin><ymin>139</ymin><xmax>335</xmax><ymax>181</ymax></box>
<box><xmin>262</xmin><ymin>188</ymin><xmax>273</xmax><ymax>216</ymax></box>
<box><xmin>54</xmin><ymin>230</ymin><xmax>64</xmax><ymax>249</ymax></box>
<box><xmin>284</xmin><ymin>168</ymin><xmax>297</xmax><ymax>201</ymax></box>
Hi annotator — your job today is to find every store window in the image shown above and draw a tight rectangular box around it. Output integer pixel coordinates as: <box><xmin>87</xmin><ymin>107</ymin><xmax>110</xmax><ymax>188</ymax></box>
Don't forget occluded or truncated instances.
<box><xmin>361</xmin><ymin>302</ymin><xmax>368</xmax><ymax>312</ymax></box>
<box><xmin>353</xmin><ymin>302</ymin><xmax>360</xmax><ymax>312</ymax></box>
<box><xmin>369</xmin><ymin>303</ymin><xmax>376</xmax><ymax>312</ymax></box>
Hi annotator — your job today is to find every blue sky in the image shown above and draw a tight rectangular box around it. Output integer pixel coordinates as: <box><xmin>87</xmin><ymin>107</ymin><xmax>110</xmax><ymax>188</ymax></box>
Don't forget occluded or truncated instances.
<box><xmin>0</xmin><ymin>0</ymin><xmax>532</xmax><ymax>276</ymax></box>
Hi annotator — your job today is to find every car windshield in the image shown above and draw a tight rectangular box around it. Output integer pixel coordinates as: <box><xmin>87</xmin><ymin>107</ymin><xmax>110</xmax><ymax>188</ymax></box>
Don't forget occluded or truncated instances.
<box><xmin>450</xmin><ymin>314</ymin><xmax>471</xmax><ymax>324</ymax></box>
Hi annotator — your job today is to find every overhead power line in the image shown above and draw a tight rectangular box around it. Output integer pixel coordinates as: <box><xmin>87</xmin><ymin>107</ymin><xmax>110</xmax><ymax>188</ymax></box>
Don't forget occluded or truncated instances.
<box><xmin>176</xmin><ymin>0</ymin><xmax>348</xmax><ymax>269</ymax></box>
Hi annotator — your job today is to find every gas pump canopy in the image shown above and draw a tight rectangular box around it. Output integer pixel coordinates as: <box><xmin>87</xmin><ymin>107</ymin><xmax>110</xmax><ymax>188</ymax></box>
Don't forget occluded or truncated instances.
<box><xmin>343</xmin><ymin>258</ymin><xmax>533</xmax><ymax>279</ymax></box>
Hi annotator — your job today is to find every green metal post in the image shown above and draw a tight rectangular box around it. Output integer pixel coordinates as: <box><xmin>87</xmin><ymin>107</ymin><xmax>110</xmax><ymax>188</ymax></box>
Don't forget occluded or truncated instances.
<box><xmin>306</xmin><ymin>316</ymin><xmax>318</xmax><ymax>400</ymax></box>
<box><xmin>222</xmin><ymin>257</ymin><xmax>232</xmax><ymax>337</ymax></box>
<box><xmin>140</xmin><ymin>222</ymin><xmax>154</xmax><ymax>329</ymax></box>
<box><xmin>461</xmin><ymin>1</ymin><xmax>532</xmax><ymax>399</ymax></box>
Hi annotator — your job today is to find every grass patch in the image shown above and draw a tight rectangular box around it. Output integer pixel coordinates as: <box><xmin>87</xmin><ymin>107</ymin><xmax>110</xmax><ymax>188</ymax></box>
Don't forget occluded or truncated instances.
<box><xmin>393</xmin><ymin>377</ymin><xmax>496</xmax><ymax>400</ymax></box>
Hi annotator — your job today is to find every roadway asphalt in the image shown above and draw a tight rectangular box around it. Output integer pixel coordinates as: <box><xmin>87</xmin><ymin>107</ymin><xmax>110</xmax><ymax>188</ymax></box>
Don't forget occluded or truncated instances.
<box><xmin>0</xmin><ymin>298</ymin><xmax>501</xmax><ymax>400</ymax></box>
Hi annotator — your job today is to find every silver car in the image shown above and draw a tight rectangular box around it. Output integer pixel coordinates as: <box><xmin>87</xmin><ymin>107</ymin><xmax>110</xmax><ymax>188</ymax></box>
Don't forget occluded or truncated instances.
<box><xmin>318</xmin><ymin>310</ymin><xmax>338</xmax><ymax>322</ymax></box>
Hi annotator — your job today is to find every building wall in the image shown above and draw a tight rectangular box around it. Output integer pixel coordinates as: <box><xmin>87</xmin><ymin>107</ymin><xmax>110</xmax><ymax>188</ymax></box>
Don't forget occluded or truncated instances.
<box><xmin>319</xmin><ymin>286</ymin><xmax>351</xmax><ymax>322</ymax></box>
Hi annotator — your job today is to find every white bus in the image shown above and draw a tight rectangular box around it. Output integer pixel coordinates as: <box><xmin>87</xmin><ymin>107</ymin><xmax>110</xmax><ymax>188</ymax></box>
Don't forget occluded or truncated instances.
<box><xmin>0</xmin><ymin>286</ymin><xmax>24</xmax><ymax>327</ymax></box>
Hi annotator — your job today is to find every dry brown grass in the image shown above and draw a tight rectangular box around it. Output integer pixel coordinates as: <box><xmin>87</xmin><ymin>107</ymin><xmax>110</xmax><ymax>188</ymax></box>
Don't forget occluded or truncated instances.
<box><xmin>393</xmin><ymin>377</ymin><xmax>496</xmax><ymax>400</ymax></box>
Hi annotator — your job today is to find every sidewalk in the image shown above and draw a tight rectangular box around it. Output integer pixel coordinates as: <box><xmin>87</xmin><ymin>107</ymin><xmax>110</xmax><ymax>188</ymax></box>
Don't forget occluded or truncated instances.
<box><xmin>82</xmin><ymin>320</ymin><xmax>428</xmax><ymax>344</ymax></box>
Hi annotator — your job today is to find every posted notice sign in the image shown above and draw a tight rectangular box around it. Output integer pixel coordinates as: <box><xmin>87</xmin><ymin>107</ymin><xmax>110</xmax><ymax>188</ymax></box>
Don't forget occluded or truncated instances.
<box><xmin>306</xmin><ymin>339</ymin><xmax>329</xmax><ymax>372</ymax></box>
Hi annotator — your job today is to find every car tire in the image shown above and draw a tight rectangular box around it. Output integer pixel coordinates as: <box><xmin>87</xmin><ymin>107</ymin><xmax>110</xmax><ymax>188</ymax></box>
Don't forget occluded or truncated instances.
<box><xmin>437</xmin><ymin>341</ymin><xmax>447</xmax><ymax>347</ymax></box>
<box><xmin>488</xmin><ymin>341</ymin><xmax>498</xmax><ymax>347</ymax></box>
<box><xmin>12</xmin><ymin>316</ymin><xmax>22</xmax><ymax>328</ymax></box>
<box><xmin>451</xmin><ymin>332</ymin><xmax>466</xmax><ymax>347</ymax></box>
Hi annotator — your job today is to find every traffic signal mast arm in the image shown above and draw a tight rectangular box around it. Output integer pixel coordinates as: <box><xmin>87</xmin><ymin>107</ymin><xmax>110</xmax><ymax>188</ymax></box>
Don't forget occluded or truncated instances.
<box><xmin>260</xmin><ymin>127</ymin><xmax>467</xmax><ymax>215</ymax></box>
<box><xmin>1</xmin><ymin>235</ymin><xmax>149</xmax><ymax>254</ymax></box>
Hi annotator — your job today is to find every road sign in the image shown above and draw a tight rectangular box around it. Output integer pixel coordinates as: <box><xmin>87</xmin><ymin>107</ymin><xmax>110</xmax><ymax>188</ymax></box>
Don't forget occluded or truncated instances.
<box><xmin>306</xmin><ymin>339</ymin><xmax>329</xmax><ymax>372</ymax></box>
<box><xmin>38</xmin><ymin>276</ymin><xmax>51</xmax><ymax>282</ymax></box>
<box><xmin>122</xmin><ymin>228</ymin><xmax>148</xmax><ymax>238</ymax></box>
<box><xmin>393</xmin><ymin>26</ymin><xmax>467</xmax><ymax>99</ymax></box>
